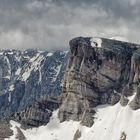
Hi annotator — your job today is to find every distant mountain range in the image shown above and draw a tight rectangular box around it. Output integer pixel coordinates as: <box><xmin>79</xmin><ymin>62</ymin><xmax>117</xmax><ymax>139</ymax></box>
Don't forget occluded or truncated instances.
<box><xmin>1</xmin><ymin>37</ymin><xmax>140</xmax><ymax>140</ymax></box>
<box><xmin>0</xmin><ymin>49</ymin><xmax>68</xmax><ymax>123</ymax></box>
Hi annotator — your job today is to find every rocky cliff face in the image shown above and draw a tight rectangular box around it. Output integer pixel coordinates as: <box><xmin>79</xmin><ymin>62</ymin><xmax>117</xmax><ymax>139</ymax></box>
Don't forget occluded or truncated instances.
<box><xmin>1</xmin><ymin>38</ymin><xmax>140</xmax><ymax>139</ymax></box>
<box><xmin>10</xmin><ymin>95</ymin><xmax>58</xmax><ymax>127</ymax></box>
<box><xmin>59</xmin><ymin>37</ymin><xmax>140</xmax><ymax>127</ymax></box>
<box><xmin>1</xmin><ymin>37</ymin><xmax>140</xmax><ymax>129</ymax></box>
<box><xmin>0</xmin><ymin>49</ymin><xmax>69</xmax><ymax>126</ymax></box>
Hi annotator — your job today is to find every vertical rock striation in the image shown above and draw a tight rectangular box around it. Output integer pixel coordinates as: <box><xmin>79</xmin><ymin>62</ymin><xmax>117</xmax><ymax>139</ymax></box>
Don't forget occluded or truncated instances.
<box><xmin>58</xmin><ymin>37</ymin><xmax>140</xmax><ymax>127</ymax></box>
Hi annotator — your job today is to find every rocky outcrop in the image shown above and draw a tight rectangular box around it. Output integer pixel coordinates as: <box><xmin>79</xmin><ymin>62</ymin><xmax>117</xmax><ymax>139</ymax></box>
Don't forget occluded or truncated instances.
<box><xmin>15</xmin><ymin>127</ymin><xmax>26</xmax><ymax>140</ymax></box>
<box><xmin>120</xmin><ymin>131</ymin><xmax>127</xmax><ymax>140</ymax></box>
<box><xmin>0</xmin><ymin>120</ymin><xmax>13</xmax><ymax>140</ymax></box>
<box><xmin>129</xmin><ymin>85</ymin><xmax>140</xmax><ymax>110</ymax></box>
<box><xmin>10</xmin><ymin>95</ymin><xmax>58</xmax><ymax>127</ymax></box>
<box><xmin>73</xmin><ymin>129</ymin><xmax>81</xmax><ymax>140</ymax></box>
<box><xmin>59</xmin><ymin>37</ymin><xmax>140</xmax><ymax>127</ymax></box>
<box><xmin>120</xmin><ymin>94</ymin><xmax>129</xmax><ymax>106</ymax></box>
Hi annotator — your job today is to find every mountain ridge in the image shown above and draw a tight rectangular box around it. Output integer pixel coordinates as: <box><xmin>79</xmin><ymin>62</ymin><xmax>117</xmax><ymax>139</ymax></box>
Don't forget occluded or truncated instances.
<box><xmin>0</xmin><ymin>49</ymin><xmax>69</xmax><ymax>126</ymax></box>
<box><xmin>1</xmin><ymin>37</ymin><xmax>140</xmax><ymax>139</ymax></box>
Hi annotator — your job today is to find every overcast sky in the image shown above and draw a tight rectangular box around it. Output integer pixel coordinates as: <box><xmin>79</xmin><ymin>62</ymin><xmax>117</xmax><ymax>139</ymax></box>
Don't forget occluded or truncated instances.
<box><xmin>0</xmin><ymin>0</ymin><xmax>139</xmax><ymax>51</ymax></box>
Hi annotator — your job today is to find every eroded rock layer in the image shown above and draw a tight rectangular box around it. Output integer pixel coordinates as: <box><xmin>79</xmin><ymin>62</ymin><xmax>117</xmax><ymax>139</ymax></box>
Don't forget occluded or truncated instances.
<box><xmin>59</xmin><ymin>37</ymin><xmax>140</xmax><ymax>127</ymax></box>
<box><xmin>10</xmin><ymin>95</ymin><xmax>58</xmax><ymax>127</ymax></box>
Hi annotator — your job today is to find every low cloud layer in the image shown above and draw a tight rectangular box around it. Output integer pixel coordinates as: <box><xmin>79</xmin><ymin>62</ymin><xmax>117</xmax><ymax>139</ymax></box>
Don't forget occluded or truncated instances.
<box><xmin>0</xmin><ymin>0</ymin><xmax>139</xmax><ymax>51</ymax></box>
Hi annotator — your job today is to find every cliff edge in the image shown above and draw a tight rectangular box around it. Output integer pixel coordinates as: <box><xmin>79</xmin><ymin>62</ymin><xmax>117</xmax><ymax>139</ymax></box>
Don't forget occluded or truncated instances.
<box><xmin>59</xmin><ymin>37</ymin><xmax>140</xmax><ymax>127</ymax></box>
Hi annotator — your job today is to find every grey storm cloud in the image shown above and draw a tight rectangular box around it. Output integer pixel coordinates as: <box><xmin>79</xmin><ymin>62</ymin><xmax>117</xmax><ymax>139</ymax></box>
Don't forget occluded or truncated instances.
<box><xmin>0</xmin><ymin>0</ymin><xmax>139</xmax><ymax>51</ymax></box>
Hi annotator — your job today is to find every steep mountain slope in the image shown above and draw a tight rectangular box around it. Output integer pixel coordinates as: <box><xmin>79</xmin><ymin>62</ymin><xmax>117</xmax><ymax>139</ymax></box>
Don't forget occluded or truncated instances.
<box><xmin>59</xmin><ymin>37</ymin><xmax>140</xmax><ymax>127</ymax></box>
<box><xmin>0</xmin><ymin>49</ymin><xmax>69</xmax><ymax>126</ymax></box>
<box><xmin>8</xmin><ymin>103</ymin><xmax>140</xmax><ymax>140</ymax></box>
<box><xmin>2</xmin><ymin>37</ymin><xmax>140</xmax><ymax>140</ymax></box>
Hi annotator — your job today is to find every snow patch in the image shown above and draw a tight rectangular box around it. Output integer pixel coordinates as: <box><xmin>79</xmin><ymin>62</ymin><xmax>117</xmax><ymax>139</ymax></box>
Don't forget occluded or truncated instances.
<box><xmin>37</xmin><ymin>51</ymin><xmax>44</xmax><ymax>53</ymax></box>
<box><xmin>38</xmin><ymin>66</ymin><xmax>42</xmax><ymax>82</ymax></box>
<box><xmin>0</xmin><ymin>52</ymin><xmax>3</xmax><ymax>55</ymax></box>
<box><xmin>63</xmin><ymin>51</ymin><xmax>69</xmax><ymax>54</ymax></box>
<box><xmin>23</xmin><ymin>56</ymin><xmax>30</xmax><ymax>59</ymax></box>
<box><xmin>127</xmin><ymin>92</ymin><xmax>136</xmax><ymax>103</ymax></box>
<box><xmin>52</xmin><ymin>64</ymin><xmax>62</xmax><ymax>82</ymax></box>
<box><xmin>15</xmin><ymin>67</ymin><xmax>21</xmax><ymax>75</ymax></box>
<box><xmin>47</xmin><ymin>53</ymin><xmax>53</xmax><ymax>57</ymax></box>
<box><xmin>21</xmin><ymin>53</ymin><xmax>44</xmax><ymax>81</ymax></box>
<box><xmin>7</xmin><ymin>104</ymin><xmax>140</xmax><ymax>140</ymax></box>
<box><xmin>15</xmin><ymin>55</ymin><xmax>21</xmax><ymax>62</ymax></box>
<box><xmin>8</xmin><ymin>93</ymin><xmax>11</xmax><ymax>102</ymax></box>
<box><xmin>9</xmin><ymin>85</ymin><xmax>14</xmax><ymax>92</ymax></box>
<box><xmin>79</xmin><ymin>103</ymin><xmax>140</xmax><ymax>140</ymax></box>
<box><xmin>60</xmin><ymin>51</ymin><xmax>69</xmax><ymax>55</ymax></box>
<box><xmin>21</xmin><ymin>110</ymin><xmax>80</xmax><ymax>140</ymax></box>
<box><xmin>8</xmin><ymin>85</ymin><xmax>14</xmax><ymax>102</ymax></box>
<box><xmin>7</xmin><ymin>52</ymin><xmax>14</xmax><ymax>55</ymax></box>
<box><xmin>4</xmin><ymin>75</ymin><xmax>11</xmax><ymax>80</ymax></box>
<box><xmin>4</xmin><ymin>56</ymin><xmax>11</xmax><ymax>77</ymax></box>
<box><xmin>6</xmin><ymin>121</ymin><xmax>21</xmax><ymax>140</ymax></box>
<box><xmin>90</xmin><ymin>37</ymin><xmax>102</xmax><ymax>48</ymax></box>
<box><xmin>110</xmin><ymin>36</ymin><xmax>129</xmax><ymax>42</ymax></box>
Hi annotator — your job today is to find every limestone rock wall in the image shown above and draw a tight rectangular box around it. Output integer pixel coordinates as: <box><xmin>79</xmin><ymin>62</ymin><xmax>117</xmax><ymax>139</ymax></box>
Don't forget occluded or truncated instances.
<box><xmin>59</xmin><ymin>37</ymin><xmax>140</xmax><ymax>127</ymax></box>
